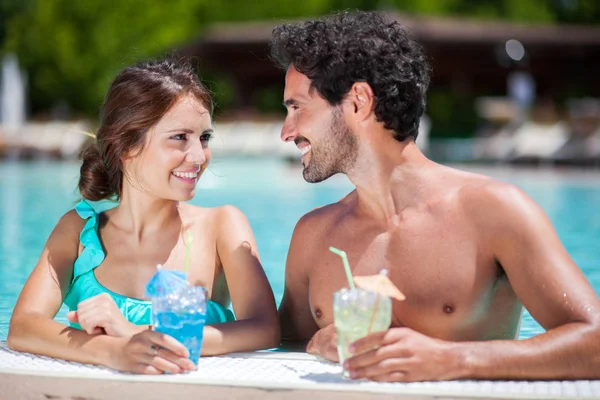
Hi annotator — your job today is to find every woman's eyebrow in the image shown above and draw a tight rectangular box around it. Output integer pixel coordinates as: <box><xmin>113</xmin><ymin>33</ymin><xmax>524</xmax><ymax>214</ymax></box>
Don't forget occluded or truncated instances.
<box><xmin>167</xmin><ymin>128</ymin><xmax>195</xmax><ymax>133</ymax></box>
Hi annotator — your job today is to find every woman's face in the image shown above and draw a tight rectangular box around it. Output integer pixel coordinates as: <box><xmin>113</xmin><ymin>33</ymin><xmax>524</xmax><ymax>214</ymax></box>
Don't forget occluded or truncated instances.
<box><xmin>125</xmin><ymin>94</ymin><xmax>213</xmax><ymax>201</ymax></box>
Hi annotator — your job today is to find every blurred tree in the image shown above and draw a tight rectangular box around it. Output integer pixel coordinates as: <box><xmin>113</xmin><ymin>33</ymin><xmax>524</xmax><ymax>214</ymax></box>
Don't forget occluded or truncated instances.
<box><xmin>0</xmin><ymin>0</ymin><xmax>33</xmax><ymax>56</ymax></box>
<box><xmin>388</xmin><ymin>0</ymin><xmax>556</xmax><ymax>22</ymax></box>
<box><xmin>255</xmin><ymin>84</ymin><xmax>287</xmax><ymax>114</ymax></box>
<box><xmin>550</xmin><ymin>0</ymin><xmax>600</xmax><ymax>25</ymax></box>
<box><xmin>201</xmin><ymin>70</ymin><xmax>237</xmax><ymax>115</ymax></box>
<box><xmin>386</xmin><ymin>0</ymin><xmax>600</xmax><ymax>23</ymax></box>
<box><xmin>3</xmin><ymin>0</ymin><xmax>215</xmax><ymax>117</ymax></box>
<box><xmin>207</xmin><ymin>0</ymin><xmax>328</xmax><ymax>20</ymax></box>
<box><xmin>427</xmin><ymin>88</ymin><xmax>479</xmax><ymax>139</ymax></box>
<box><xmin>1</xmin><ymin>0</ymin><xmax>598</xmax><ymax>118</ymax></box>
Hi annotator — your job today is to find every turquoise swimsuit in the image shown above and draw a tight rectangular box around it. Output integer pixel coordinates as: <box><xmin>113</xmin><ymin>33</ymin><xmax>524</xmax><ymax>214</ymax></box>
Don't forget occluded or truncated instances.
<box><xmin>63</xmin><ymin>200</ymin><xmax>235</xmax><ymax>329</ymax></box>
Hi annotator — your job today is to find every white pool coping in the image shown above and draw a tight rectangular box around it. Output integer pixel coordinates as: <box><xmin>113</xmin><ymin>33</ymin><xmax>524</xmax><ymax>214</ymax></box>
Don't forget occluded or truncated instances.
<box><xmin>1</xmin><ymin>341</ymin><xmax>599</xmax><ymax>400</ymax></box>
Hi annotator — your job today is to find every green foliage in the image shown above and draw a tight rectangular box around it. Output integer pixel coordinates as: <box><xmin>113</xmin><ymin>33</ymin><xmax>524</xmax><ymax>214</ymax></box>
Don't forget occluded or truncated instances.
<box><xmin>387</xmin><ymin>0</ymin><xmax>600</xmax><ymax>23</ymax></box>
<box><xmin>1</xmin><ymin>0</ymin><xmax>598</xmax><ymax>119</ymax></box>
<box><xmin>550</xmin><ymin>0</ymin><xmax>600</xmax><ymax>24</ymax></box>
<box><xmin>201</xmin><ymin>71</ymin><xmax>237</xmax><ymax>115</ymax></box>
<box><xmin>3</xmin><ymin>0</ymin><xmax>213</xmax><ymax>115</ymax></box>
<box><xmin>255</xmin><ymin>85</ymin><xmax>287</xmax><ymax>115</ymax></box>
<box><xmin>427</xmin><ymin>89</ymin><xmax>479</xmax><ymax>138</ymax></box>
<box><xmin>206</xmin><ymin>0</ymin><xmax>328</xmax><ymax>20</ymax></box>
<box><xmin>0</xmin><ymin>0</ymin><xmax>34</xmax><ymax>56</ymax></box>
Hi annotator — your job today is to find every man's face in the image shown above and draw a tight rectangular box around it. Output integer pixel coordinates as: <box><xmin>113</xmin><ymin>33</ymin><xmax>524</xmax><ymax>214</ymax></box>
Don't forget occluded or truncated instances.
<box><xmin>281</xmin><ymin>66</ymin><xmax>357</xmax><ymax>183</ymax></box>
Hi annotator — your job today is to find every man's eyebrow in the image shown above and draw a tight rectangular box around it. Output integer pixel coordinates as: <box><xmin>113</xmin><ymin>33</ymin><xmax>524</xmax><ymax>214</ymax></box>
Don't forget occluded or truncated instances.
<box><xmin>283</xmin><ymin>99</ymin><xmax>299</xmax><ymax>107</ymax></box>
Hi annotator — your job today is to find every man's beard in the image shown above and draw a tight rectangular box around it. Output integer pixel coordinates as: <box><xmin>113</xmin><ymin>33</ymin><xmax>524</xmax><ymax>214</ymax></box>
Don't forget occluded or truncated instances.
<box><xmin>303</xmin><ymin>109</ymin><xmax>357</xmax><ymax>183</ymax></box>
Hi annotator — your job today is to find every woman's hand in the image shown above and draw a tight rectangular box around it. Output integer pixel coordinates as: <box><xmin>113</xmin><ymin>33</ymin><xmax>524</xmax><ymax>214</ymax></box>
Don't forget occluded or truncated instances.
<box><xmin>107</xmin><ymin>329</ymin><xmax>196</xmax><ymax>374</ymax></box>
<box><xmin>67</xmin><ymin>293</ymin><xmax>138</xmax><ymax>337</ymax></box>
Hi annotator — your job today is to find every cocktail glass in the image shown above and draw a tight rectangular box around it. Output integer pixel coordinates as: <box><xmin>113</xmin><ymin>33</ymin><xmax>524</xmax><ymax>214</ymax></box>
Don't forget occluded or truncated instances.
<box><xmin>333</xmin><ymin>287</ymin><xmax>392</xmax><ymax>378</ymax></box>
<box><xmin>151</xmin><ymin>285</ymin><xmax>207</xmax><ymax>364</ymax></box>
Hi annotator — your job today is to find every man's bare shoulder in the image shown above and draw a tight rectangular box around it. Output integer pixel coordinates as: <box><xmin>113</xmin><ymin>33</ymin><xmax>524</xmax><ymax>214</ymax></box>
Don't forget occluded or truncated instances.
<box><xmin>449</xmin><ymin>169</ymin><xmax>538</xmax><ymax>228</ymax></box>
<box><xmin>286</xmin><ymin>191</ymin><xmax>355</xmax><ymax>276</ymax></box>
<box><xmin>293</xmin><ymin>190</ymin><xmax>356</xmax><ymax>238</ymax></box>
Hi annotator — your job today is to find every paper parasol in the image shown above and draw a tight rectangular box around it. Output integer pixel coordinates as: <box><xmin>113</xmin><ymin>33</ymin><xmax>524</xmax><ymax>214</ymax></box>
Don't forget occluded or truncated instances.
<box><xmin>145</xmin><ymin>264</ymin><xmax>189</xmax><ymax>298</ymax></box>
<box><xmin>353</xmin><ymin>269</ymin><xmax>406</xmax><ymax>301</ymax></box>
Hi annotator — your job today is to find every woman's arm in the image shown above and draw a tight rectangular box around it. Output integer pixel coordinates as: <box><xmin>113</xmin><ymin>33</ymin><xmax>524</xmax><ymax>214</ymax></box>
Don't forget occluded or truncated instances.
<box><xmin>8</xmin><ymin>210</ymin><xmax>116</xmax><ymax>362</ymax></box>
<box><xmin>8</xmin><ymin>210</ymin><xmax>192</xmax><ymax>373</ymax></box>
<box><xmin>201</xmin><ymin>206</ymin><xmax>280</xmax><ymax>355</ymax></box>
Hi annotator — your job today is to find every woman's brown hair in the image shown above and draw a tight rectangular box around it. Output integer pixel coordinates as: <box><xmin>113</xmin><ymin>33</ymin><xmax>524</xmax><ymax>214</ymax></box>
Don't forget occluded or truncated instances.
<box><xmin>78</xmin><ymin>57</ymin><xmax>213</xmax><ymax>201</ymax></box>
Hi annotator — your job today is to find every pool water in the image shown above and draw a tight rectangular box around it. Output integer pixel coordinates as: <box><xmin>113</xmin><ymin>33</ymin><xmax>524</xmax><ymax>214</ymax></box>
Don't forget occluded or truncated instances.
<box><xmin>0</xmin><ymin>159</ymin><xmax>599</xmax><ymax>340</ymax></box>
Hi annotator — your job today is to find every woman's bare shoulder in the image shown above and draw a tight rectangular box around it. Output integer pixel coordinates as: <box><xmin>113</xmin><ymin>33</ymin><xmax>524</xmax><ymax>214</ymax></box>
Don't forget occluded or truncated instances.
<box><xmin>178</xmin><ymin>203</ymin><xmax>243</xmax><ymax>233</ymax></box>
<box><xmin>53</xmin><ymin>208</ymin><xmax>87</xmax><ymax>239</ymax></box>
<box><xmin>181</xmin><ymin>203</ymin><xmax>246</xmax><ymax>221</ymax></box>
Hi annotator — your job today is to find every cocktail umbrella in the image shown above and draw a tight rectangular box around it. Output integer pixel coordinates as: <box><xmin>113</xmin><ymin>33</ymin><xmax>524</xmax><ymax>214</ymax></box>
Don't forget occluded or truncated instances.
<box><xmin>145</xmin><ymin>264</ymin><xmax>189</xmax><ymax>298</ymax></box>
<box><xmin>353</xmin><ymin>269</ymin><xmax>405</xmax><ymax>301</ymax></box>
<box><xmin>353</xmin><ymin>269</ymin><xmax>405</xmax><ymax>333</ymax></box>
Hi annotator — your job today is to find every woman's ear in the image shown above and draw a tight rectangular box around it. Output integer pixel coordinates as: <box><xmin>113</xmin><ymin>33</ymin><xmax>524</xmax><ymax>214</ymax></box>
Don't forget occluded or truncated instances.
<box><xmin>121</xmin><ymin>146</ymin><xmax>142</xmax><ymax>165</ymax></box>
<box><xmin>121</xmin><ymin>151</ymin><xmax>134</xmax><ymax>164</ymax></box>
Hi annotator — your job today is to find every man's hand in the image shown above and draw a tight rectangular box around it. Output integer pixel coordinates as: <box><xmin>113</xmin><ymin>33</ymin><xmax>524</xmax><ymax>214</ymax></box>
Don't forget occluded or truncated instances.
<box><xmin>67</xmin><ymin>293</ymin><xmax>139</xmax><ymax>337</ymax></box>
<box><xmin>306</xmin><ymin>324</ymin><xmax>339</xmax><ymax>361</ymax></box>
<box><xmin>343</xmin><ymin>327</ymin><xmax>463</xmax><ymax>382</ymax></box>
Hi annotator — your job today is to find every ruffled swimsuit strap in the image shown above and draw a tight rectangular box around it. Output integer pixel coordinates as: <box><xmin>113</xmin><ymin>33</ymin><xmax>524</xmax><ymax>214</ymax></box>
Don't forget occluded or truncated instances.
<box><xmin>207</xmin><ymin>301</ymin><xmax>236</xmax><ymax>324</ymax></box>
<box><xmin>72</xmin><ymin>200</ymin><xmax>106</xmax><ymax>282</ymax></box>
<box><xmin>68</xmin><ymin>200</ymin><xmax>234</xmax><ymax>326</ymax></box>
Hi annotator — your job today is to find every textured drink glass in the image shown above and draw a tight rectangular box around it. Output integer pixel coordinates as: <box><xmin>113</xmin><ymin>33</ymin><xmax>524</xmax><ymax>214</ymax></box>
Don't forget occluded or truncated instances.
<box><xmin>333</xmin><ymin>288</ymin><xmax>392</xmax><ymax>378</ymax></box>
<box><xmin>152</xmin><ymin>286</ymin><xmax>207</xmax><ymax>364</ymax></box>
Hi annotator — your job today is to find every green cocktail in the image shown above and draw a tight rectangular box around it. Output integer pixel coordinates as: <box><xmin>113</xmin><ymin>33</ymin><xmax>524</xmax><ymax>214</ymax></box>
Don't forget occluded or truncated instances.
<box><xmin>333</xmin><ymin>287</ymin><xmax>392</xmax><ymax>378</ymax></box>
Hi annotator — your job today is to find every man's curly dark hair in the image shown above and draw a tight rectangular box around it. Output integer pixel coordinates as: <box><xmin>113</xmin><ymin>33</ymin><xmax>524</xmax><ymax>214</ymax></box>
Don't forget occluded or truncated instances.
<box><xmin>270</xmin><ymin>11</ymin><xmax>431</xmax><ymax>141</ymax></box>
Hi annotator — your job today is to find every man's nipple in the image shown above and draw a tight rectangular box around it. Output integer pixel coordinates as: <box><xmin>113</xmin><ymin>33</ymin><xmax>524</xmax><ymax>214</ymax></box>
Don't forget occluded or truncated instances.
<box><xmin>314</xmin><ymin>308</ymin><xmax>323</xmax><ymax>319</ymax></box>
<box><xmin>443</xmin><ymin>303</ymin><xmax>455</xmax><ymax>314</ymax></box>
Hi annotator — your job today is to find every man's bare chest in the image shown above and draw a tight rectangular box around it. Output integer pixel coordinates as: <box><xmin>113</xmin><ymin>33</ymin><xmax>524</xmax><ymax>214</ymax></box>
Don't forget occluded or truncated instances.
<box><xmin>306</xmin><ymin>220</ymin><xmax>500</xmax><ymax>336</ymax></box>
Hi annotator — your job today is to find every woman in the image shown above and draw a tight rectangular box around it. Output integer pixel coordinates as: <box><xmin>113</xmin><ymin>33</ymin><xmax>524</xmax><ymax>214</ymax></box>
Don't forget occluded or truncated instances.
<box><xmin>7</xmin><ymin>58</ymin><xmax>280</xmax><ymax>374</ymax></box>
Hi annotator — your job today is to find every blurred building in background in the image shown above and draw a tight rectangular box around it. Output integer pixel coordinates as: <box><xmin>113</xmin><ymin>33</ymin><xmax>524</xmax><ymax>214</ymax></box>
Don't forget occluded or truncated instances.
<box><xmin>183</xmin><ymin>12</ymin><xmax>600</xmax><ymax>112</ymax></box>
<box><xmin>180</xmin><ymin>12</ymin><xmax>600</xmax><ymax>165</ymax></box>
<box><xmin>1</xmin><ymin>9</ymin><xmax>599</xmax><ymax>165</ymax></box>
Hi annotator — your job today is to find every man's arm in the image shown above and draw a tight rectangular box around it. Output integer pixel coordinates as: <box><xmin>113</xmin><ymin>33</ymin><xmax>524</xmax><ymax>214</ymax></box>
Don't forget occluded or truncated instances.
<box><xmin>457</xmin><ymin>182</ymin><xmax>600</xmax><ymax>379</ymax></box>
<box><xmin>278</xmin><ymin>214</ymin><xmax>321</xmax><ymax>348</ymax></box>
<box><xmin>346</xmin><ymin>182</ymin><xmax>600</xmax><ymax>381</ymax></box>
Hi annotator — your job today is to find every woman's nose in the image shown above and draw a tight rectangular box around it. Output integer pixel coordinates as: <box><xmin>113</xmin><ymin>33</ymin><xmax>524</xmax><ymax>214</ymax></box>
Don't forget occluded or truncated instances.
<box><xmin>187</xmin><ymin>140</ymin><xmax>207</xmax><ymax>164</ymax></box>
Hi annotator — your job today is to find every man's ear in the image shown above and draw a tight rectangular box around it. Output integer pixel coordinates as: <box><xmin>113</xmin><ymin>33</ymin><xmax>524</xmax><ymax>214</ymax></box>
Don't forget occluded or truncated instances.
<box><xmin>348</xmin><ymin>82</ymin><xmax>375</xmax><ymax>120</ymax></box>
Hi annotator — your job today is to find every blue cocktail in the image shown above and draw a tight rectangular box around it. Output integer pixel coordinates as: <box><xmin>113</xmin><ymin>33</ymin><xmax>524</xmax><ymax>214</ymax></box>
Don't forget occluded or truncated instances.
<box><xmin>151</xmin><ymin>285</ymin><xmax>207</xmax><ymax>364</ymax></box>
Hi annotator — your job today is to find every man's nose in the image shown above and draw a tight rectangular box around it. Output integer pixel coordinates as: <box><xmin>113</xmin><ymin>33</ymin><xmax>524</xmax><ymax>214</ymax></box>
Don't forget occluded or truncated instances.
<box><xmin>280</xmin><ymin>118</ymin><xmax>296</xmax><ymax>143</ymax></box>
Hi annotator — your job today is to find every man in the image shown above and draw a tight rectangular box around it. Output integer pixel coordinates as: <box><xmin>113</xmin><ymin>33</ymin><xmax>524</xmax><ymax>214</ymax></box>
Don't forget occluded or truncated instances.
<box><xmin>271</xmin><ymin>11</ymin><xmax>600</xmax><ymax>382</ymax></box>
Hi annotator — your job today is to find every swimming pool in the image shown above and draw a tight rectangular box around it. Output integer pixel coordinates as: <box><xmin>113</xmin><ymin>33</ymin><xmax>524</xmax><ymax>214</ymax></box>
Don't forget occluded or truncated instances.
<box><xmin>0</xmin><ymin>158</ymin><xmax>598</xmax><ymax>340</ymax></box>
